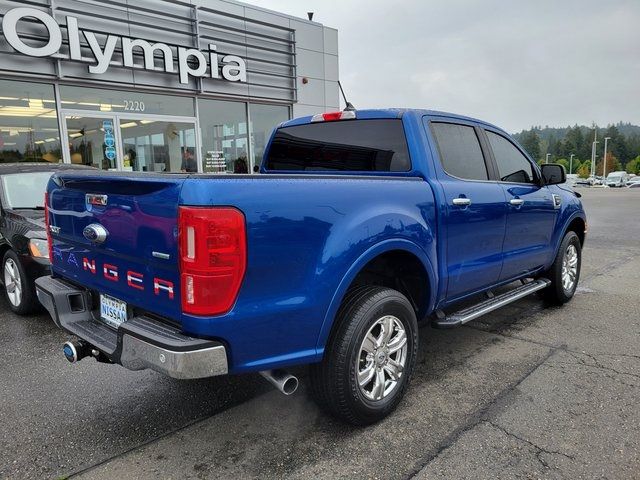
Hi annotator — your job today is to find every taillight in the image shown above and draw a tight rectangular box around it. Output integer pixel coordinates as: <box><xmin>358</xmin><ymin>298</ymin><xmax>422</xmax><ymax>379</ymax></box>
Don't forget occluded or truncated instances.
<box><xmin>178</xmin><ymin>206</ymin><xmax>246</xmax><ymax>316</ymax></box>
<box><xmin>44</xmin><ymin>192</ymin><xmax>53</xmax><ymax>262</ymax></box>
<box><xmin>311</xmin><ymin>110</ymin><xmax>356</xmax><ymax>122</ymax></box>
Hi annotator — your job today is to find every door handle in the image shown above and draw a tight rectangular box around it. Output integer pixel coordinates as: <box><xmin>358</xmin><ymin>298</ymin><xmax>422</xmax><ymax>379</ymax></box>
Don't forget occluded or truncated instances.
<box><xmin>452</xmin><ymin>198</ymin><xmax>472</xmax><ymax>207</ymax></box>
<box><xmin>509</xmin><ymin>198</ymin><xmax>525</xmax><ymax>206</ymax></box>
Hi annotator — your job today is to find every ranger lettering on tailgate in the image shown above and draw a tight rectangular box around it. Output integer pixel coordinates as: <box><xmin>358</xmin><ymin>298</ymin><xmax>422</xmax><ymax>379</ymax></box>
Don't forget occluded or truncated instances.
<box><xmin>52</xmin><ymin>247</ymin><xmax>175</xmax><ymax>299</ymax></box>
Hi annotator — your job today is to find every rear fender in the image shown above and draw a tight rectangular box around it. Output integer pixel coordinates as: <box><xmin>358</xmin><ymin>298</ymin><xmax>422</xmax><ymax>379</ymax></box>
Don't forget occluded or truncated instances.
<box><xmin>314</xmin><ymin>239</ymin><xmax>437</xmax><ymax>359</ymax></box>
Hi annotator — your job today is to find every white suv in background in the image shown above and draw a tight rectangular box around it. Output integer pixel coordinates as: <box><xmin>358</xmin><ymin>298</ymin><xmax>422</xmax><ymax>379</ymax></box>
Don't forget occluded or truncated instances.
<box><xmin>606</xmin><ymin>171</ymin><xmax>629</xmax><ymax>187</ymax></box>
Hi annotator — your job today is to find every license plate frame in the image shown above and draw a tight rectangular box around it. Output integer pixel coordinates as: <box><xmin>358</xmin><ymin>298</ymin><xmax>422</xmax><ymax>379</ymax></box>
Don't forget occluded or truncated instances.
<box><xmin>99</xmin><ymin>293</ymin><xmax>128</xmax><ymax>329</ymax></box>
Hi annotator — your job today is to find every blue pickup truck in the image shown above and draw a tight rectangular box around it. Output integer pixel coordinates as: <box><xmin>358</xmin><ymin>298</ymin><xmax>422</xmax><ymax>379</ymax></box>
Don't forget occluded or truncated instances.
<box><xmin>36</xmin><ymin>109</ymin><xmax>586</xmax><ymax>425</ymax></box>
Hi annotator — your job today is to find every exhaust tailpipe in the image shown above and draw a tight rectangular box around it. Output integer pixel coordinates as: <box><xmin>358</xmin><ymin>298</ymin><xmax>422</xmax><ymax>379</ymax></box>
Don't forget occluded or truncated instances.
<box><xmin>63</xmin><ymin>340</ymin><xmax>89</xmax><ymax>363</ymax></box>
<box><xmin>259</xmin><ymin>369</ymin><xmax>299</xmax><ymax>395</ymax></box>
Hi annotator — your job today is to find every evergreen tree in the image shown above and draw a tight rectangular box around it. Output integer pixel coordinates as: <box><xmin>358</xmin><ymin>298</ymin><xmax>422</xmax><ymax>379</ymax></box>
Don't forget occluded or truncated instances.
<box><xmin>514</xmin><ymin>123</ymin><xmax>640</xmax><ymax>170</ymax></box>
<box><xmin>547</xmin><ymin>134</ymin><xmax>558</xmax><ymax>157</ymax></box>
<box><xmin>520</xmin><ymin>130</ymin><xmax>541</xmax><ymax>161</ymax></box>
<box><xmin>604</xmin><ymin>125</ymin><xmax>629</xmax><ymax>165</ymax></box>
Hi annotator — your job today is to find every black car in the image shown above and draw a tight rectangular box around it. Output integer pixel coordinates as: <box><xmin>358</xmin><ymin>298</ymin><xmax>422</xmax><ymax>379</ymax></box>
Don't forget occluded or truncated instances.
<box><xmin>0</xmin><ymin>163</ymin><xmax>95</xmax><ymax>314</ymax></box>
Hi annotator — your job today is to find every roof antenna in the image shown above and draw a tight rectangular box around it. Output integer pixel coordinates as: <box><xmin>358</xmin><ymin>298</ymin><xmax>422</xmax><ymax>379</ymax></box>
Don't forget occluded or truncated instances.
<box><xmin>307</xmin><ymin>12</ymin><xmax>314</xmax><ymax>21</ymax></box>
<box><xmin>338</xmin><ymin>80</ymin><xmax>355</xmax><ymax>111</ymax></box>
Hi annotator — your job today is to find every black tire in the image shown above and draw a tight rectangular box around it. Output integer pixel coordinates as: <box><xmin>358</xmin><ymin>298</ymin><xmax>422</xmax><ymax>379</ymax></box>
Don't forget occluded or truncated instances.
<box><xmin>309</xmin><ymin>286</ymin><xmax>418</xmax><ymax>425</ymax></box>
<box><xmin>2</xmin><ymin>250</ymin><xmax>38</xmax><ymax>315</ymax></box>
<box><xmin>543</xmin><ymin>231</ymin><xmax>581</xmax><ymax>305</ymax></box>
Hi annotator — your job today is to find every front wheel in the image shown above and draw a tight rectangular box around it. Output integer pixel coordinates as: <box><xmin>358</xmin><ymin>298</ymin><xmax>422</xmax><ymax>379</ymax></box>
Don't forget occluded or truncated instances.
<box><xmin>309</xmin><ymin>286</ymin><xmax>418</xmax><ymax>425</ymax></box>
<box><xmin>543</xmin><ymin>231</ymin><xmax>581</xmax><ymax>305</ymax></box>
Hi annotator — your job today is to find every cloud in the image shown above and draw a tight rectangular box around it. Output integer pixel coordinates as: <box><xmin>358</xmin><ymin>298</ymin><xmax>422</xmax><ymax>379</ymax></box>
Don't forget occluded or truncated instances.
<box><xmin>254</xmin><ymin>0</ymin><xmax>640</xmax><ymax>132</ymax></box>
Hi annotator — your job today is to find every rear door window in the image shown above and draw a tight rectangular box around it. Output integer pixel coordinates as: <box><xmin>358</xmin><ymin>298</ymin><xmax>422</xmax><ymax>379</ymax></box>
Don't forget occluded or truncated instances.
<box><xmin>264</xmin><ymin>119</ymin><xmax>411</xmax><ymax>172</ymax></box>
<box><xmin>486</xmin><ymin>131</ymin><xmax>536</xmax><ymax>184</ymax></box>
<box><xmin>431</xmin><ymin>122</ymin><xmax>488</xmax><ymax>181</ymax></box>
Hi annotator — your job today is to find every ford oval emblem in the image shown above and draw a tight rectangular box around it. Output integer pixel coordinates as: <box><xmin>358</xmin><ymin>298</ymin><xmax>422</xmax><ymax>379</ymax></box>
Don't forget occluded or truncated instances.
<box><xmin>83</xmin><ymin>223</ymin><xmax>108</xmax><ymax>244</ymax></box>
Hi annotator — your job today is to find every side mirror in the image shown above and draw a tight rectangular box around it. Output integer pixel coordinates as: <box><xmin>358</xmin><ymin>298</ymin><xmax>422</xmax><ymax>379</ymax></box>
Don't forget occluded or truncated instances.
<box><xmin>540</xmin><ymin>164</ymin><xmax>566</xmax><ymax>185</ymax></box>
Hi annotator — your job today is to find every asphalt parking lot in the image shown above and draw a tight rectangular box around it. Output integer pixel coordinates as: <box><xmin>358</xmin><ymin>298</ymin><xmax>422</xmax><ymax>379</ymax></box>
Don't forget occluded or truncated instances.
<box><xmin>1</xmin><ymin>187</ymin><xmax>638</xmax><ymax>480</ymax></box>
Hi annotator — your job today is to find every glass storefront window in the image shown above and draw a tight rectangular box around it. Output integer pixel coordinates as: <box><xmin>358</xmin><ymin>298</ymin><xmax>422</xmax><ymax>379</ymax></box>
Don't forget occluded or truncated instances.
<box><xmin>198</xmin><ymin>99</ymin><xmax>249</xmax><ymax>174</ymax></box>
<box><xmin>66</xmin><ymin>115</ymin><xmax>118</xmax><ymax>169</ymax></box>
<box><xmin>0</xmin><ymin>79</ymin><xmax>61</xmax><ymax>164</ymax></box>
<box><xmin>121</xmin><ymin>120</ymin><xmax>197</xmax><ymax>173</ymax></box>
<box><xmin>249</xmin><ymin>103</ymin><xmax>290</xmax><ymax>171</ymax></box>
<box><xmin>59</xmin><ymin>85</ymin><xmax>195</xmax><ymax>117</ymax></box>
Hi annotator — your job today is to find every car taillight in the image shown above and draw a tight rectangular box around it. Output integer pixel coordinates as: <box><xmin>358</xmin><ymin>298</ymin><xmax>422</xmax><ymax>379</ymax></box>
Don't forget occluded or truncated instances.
<box><xmin>178</xmin><ymin>206</ymin><xmax>246</xmax><ymax>316</ymax></box>
<box><xmin>44</xmin><ymin>192</ymin><xmax>53</xmax><ymax>262</ymax></box>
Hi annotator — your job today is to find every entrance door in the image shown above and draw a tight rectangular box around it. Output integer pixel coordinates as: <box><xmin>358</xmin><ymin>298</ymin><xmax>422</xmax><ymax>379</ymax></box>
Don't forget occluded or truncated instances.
<box><xmin>119</xmin><ymin>118</ymin><xmax>197</xmax><ymax>173</ymax></box>
<box><xmin>63</xmin><ymin>112</ymin><xmax>198</xmax><ymax>173</ymax></box>
<box><xmin>65</xmin><ymin>115</ymin><xmax>120</xmax><ymax>170</ymax></box>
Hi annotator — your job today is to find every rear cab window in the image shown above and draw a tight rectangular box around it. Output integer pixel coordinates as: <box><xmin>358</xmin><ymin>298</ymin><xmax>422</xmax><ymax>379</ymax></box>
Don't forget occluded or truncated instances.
<box><xmin>430</xmin><ymin>122</ymin><xmax>489</xmax><ymax>181</ymax></box>
<box><xmin>264</xmin><ymin>119</ymin><xmax>411</xmax><ymax>172</ymax></box>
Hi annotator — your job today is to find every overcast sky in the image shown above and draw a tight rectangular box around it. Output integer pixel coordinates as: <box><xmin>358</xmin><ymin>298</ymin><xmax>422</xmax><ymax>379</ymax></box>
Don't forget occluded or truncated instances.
<box><xmin>252</xmin><ymin>0</ymin><xmax>639</xmax><ymax>132</ymax></box>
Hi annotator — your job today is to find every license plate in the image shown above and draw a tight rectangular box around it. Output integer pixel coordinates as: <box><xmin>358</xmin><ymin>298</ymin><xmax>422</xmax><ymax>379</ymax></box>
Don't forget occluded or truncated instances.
<box><xmin>99</xmin><ymin>294</ymin><xmax>128</xmax><ymax>329</ymax></box>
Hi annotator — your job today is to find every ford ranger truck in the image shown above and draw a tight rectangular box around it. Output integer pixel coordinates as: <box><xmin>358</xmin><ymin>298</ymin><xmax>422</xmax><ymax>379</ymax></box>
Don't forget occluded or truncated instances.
<box><xmin>36</xmin><ymin>109</ymin><xmax>586</xmax><ymax>425</ymax></box>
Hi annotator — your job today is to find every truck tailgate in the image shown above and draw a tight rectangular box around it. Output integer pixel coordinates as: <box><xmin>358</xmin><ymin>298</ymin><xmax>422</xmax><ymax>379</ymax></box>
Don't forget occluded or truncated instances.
<box><xmin>48</xmin><ymin>173</ymin><xmax>185</xmax><ymax>321</ymax></box>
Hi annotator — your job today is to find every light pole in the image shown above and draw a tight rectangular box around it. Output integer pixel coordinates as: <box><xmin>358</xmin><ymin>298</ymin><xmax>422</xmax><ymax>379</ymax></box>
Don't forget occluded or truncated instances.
<box><xmin>590</xmin><ymin>140</ymin><xmax>599</xmax><ymax>180</ymax></box>
<box><xmin>602</xmin><ymin>137</ymin><xmax>611</xmax><ymax>186</ymax></box>
<box><xmin>546</xmin><ymin>153</ymin><xmax>551</xmax><ymax>164</ymax></box>
<box><xmin>569</xmin><ymin>153</ymin><xmax>575</xmax><ymax>174</ymax></box>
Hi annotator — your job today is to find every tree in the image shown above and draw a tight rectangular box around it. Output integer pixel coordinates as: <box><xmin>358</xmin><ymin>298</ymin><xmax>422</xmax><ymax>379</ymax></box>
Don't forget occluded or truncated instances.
<box><xmin>605</xmin><ymin>125</ymin><xmax>629</xmax><ymax>165</ymax></box>
<box><xmin>626</xmin><ymin>156</ymin><xmax>640</xmax><ymax>175</ymax></box>
<box><xmin>513</xmin><ymin>123</ymin><xmax>640</xmax><ymax>171</ymax></box>
<box><xmin>520</xmin><ymin>130</ymin><xmax>541</xmax><ymax>161</ymax></box>
<box><xmin>577</xmin><ymin>162</ymin><xmax>590</xmax><ymax>178</ymax></box>
<box><xmin>595</xmin><ymin>152</ymin><xmax>622</xmax><ymax>176</ymax></box>
<box><xmin>555</xmin><ymin>158</ymin><xmax>570</xmax><ymax>172</ymax></box>
<box><xmin>570</xmin><ymin>159</ymin><xmax>582</xmax><ymax>175</ymax></box>
<box><xmin>547</xmin><ymin>134</ymin><xmax>558</xmax><ymax>156</ymax></box>
<box><xmin>626</xmin><ymin>134</ymin><xmax>640</xmax><ymax>161</ymax></box>
<box><xmin>564</xmin><ymin>126</ymin><xmax>584</xmax><ymax>160</ymax></box>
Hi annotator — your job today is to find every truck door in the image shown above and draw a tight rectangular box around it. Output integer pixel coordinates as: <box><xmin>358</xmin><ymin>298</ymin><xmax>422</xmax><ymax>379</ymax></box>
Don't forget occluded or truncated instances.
<box><xmin>482</xmin><ymin>129</ymin><xmax>557</xmax><ymax>281</ymax></box>
<box><xmin>426</xmin><ymin>120</ymin><xmax>507</xmax><ymax>301</ymax></box>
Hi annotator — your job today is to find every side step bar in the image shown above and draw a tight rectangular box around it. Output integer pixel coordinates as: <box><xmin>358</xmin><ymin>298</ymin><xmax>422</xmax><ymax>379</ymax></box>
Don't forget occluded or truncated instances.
<box><xmin>432</xmin><ymin>278</ymin><xmax>551</xmax><ymax>329</ymax></box>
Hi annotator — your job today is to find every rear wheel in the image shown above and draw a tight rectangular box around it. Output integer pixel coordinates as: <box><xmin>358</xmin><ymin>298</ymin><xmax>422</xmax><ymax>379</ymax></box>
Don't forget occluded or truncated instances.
<box><xmin>309</xmin><ymin>286</ymin><xmax>418</xmax><ymax>425</ymax></box>
<box><xmin>543</xmin><ymin>231</ymin><xmax>581</xmax><ymax>305</ymax></box>
<box><xmin>3</xmin><ymin>250</ymin><xmax>38</xmax><ymax>315</ymax></box>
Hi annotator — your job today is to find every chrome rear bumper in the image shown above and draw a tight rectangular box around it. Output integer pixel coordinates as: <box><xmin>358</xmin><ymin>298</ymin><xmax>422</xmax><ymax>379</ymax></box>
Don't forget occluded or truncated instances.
<box><xmin>35</xmin><ymin>275</ymin><xmax>228</xmax><ymax>379</ymax></box>
<box><xmin>120</xmin><ymin>335</ymin><xmax>228</xmax><ymax>379</ymax></box>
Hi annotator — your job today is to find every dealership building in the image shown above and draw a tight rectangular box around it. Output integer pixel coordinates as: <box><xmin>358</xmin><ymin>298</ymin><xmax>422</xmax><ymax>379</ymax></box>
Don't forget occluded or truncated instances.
<box><xmin>0</xmin><ymin>0</ymin><xmax>339</xmax><ymax>173</ymax></box>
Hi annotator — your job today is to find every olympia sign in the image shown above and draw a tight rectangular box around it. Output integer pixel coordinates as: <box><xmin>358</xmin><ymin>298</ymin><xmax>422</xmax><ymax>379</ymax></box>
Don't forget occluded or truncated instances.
<box><xmin>1</xmin><ymin>7</ymin><xmax>247</xmax><ymax>85</ymax></box>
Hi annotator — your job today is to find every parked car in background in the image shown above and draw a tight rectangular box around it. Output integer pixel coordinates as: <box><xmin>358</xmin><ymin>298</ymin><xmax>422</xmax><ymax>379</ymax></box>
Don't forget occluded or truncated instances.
<box><xmin>575</xmin><ymin>177</ymin><xmax>591</xmax><ymax>187</ymax></box>
<box><xmin>627</xmin><ymin>180</ymin><xmax>640</xmax><ymax>188</ymax></box>
<box><xmin>606</xmin><ymin>171</ymin><xmax>629</xmax><ymax>188</ymax></box>
<box><xmin>566</xmin><ymin>173</ymin><xmax>579</xmax><ymax>186</ymax></box>
<box><xmin>0</xmin><ymin>163</ymin><xmax>94</xmax><ymax>314</ymax></box>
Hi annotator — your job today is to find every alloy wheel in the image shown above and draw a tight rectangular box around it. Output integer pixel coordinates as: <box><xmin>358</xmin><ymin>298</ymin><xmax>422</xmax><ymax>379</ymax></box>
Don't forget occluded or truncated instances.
<box><xmin>4</xmin><ymin>258</ymin><xmax>22</xmax><ymax>307</ymax></box>
<box><xmin>561</xmin><ymin>244</ymin><xmax>578</xmax><ymax>292</ymax></box>
<box><xmin>356</xmin><ymin>315</ymin><xmax>408</xmax><ymax>401</ymax></box>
